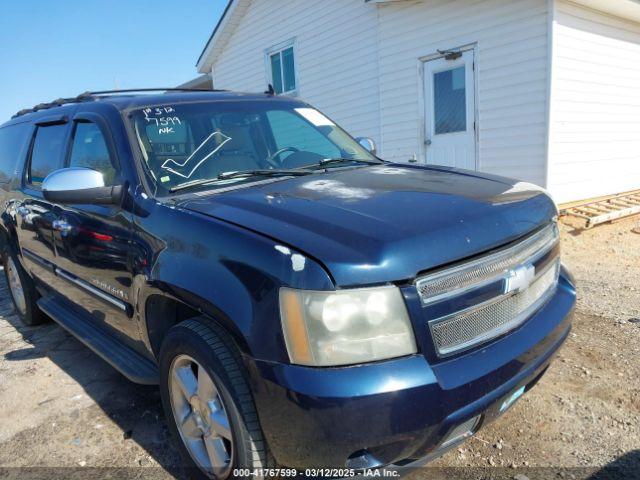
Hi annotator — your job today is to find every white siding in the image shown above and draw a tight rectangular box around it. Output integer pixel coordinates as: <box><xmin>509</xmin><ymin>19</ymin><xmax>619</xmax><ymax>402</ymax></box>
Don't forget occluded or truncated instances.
<box><xmin>210</xmin><ymin>0</ymin><xmax>382</xmax><ymax>144</ymax></box>
<box><xmin>375</xmin><ymin>0</ymin><xmax>550</xmax><ymax>187</ymax></box>
<box><xmin>548</xmin><ymin>0</ymin><xmax>640</xmax><ymax>202</ymax></box>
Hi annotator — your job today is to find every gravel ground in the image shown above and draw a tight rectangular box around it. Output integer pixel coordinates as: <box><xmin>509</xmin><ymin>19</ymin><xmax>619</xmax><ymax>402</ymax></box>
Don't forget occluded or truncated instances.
<box><xmin>0</xmin><ymin>216</ymin><xmax>638</xmax><ymax>480</ymax></box>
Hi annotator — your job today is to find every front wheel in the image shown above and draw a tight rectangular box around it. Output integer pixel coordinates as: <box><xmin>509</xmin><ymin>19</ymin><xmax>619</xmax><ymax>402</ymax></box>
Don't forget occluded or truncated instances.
<box><xmin>159</xmin><ymin>318</ymin><xmax>274</xmax><ymax>479</ymax></box>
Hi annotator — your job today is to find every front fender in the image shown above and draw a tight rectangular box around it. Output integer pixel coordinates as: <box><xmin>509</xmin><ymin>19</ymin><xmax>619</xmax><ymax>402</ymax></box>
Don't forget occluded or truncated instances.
<box><xmin>134</xmin><ymin>202</ymin><xmax>334</xmax><ymax>363</ymax></box>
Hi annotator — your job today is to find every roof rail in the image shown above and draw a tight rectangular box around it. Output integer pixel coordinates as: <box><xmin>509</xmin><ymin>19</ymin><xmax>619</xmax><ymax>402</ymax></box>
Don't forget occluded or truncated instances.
<box><xmin>11</xmin><ymin>95</ymin><xmax>89</xmax><ymax>119</ymax></box>
<box><xmin>11</xmin><ymin>87</ymin><xmax>223</xmax><ymax>119</ymax></box>
<box><xmin>80</xmin><ymin>87</ymin><xmax>224</xmax><ymax>96</ymax></box>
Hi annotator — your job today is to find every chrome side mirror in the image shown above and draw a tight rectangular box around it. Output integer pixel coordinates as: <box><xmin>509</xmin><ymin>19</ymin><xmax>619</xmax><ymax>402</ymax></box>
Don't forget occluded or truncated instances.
<box><xmin>42</xmin><ymin>168</ymin><xmax>124</xmax><ymax>205</ymax></box>
<box><xmin>356</xmin><ymin>137</ymin><xmax>377</xmax><ymax>155</ymax></box>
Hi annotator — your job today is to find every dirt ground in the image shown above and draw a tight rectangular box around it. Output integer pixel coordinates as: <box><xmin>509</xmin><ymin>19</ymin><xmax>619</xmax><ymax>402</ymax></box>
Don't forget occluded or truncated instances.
<box><xmin>0</xmin><ymin>216</ymin><xmax>638</xmax><ymax>480</ymax></box>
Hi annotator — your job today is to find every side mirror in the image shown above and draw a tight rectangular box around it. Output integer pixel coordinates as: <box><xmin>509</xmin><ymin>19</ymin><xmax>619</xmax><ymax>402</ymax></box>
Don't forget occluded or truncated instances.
<box><xmin>42</xmin><ymin>168</ymin><xmax>124</xmax><ymax>205</ymax></box>
<box><xmin>356</xmin><ymin>137</ymin><xmax>377</xmax><ymax>155</ymax></box>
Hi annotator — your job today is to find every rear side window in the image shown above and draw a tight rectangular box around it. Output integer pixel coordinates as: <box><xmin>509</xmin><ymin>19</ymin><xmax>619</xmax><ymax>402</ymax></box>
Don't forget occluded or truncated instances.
<box><xmin>0</xmin><ymin>123</ymin><xmax>32</xmax><ymax>185</ymax></box>
<box><xmin>28</xmin><ymin>124</ymin><xmax>67</xmax><ymax>186</ymax></box>
<box><xmin>68</xmin><ymin>122</ymin><xmax>118</xmax><ymax>186</ymax></box>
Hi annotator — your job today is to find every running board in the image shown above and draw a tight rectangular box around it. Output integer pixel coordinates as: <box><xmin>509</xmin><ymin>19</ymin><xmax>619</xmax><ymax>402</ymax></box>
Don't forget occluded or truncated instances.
<box><xmin>37</xmin><ymin>296</ymin><xmax>159</xmax><ymax>385</ymax></box>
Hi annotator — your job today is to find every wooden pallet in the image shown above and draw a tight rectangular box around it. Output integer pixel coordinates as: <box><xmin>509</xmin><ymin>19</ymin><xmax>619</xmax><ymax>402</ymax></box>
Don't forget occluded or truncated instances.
<box><xmin>559</xmin><ymin>191</ymin><xmax>640</xmax><ymax>229</ymax></box>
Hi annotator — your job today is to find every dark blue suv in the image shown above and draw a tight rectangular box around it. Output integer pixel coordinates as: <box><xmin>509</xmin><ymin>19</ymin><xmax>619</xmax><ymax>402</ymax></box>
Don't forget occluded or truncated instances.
<box><xmin>0</xmin><ymin>90</ymin><xmax>575</xmax><ymax>478</ymax></box>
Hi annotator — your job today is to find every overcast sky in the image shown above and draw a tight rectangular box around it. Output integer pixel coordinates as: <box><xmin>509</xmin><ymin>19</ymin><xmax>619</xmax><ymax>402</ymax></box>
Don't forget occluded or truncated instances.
<box><xmin>0</xmin><ymin>0</ymin><xmax>227</xmax><ymax>121</ymax></box>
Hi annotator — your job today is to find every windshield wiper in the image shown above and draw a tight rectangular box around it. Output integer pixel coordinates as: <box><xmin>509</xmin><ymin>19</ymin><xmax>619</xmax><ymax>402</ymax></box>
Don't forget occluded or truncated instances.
<box><xmin>217</xmin><ymin>169</ymin><xmax>313</xmax><ymax>180</ymax></box>
<box><xmin>315</xmin><ymin>157</ymin><xmax>383</xmax><ymax>168</ymax></box>
<box><xmin>169</xmin><ymin>169</ymin><xmax>312</xmax><ymax>193</ymax></box>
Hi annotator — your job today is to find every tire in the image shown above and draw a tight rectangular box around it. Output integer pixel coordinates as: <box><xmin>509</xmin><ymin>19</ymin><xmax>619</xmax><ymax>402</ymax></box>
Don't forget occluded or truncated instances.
<box><xmin>2</xmin><ymin>246</ymin><xmax>47</xmax><ymax>326</ymax></box>
<box><xmin>159</xmin><ymin>317</ymin><xmax>275</xmax><ymax>479</ymax></box>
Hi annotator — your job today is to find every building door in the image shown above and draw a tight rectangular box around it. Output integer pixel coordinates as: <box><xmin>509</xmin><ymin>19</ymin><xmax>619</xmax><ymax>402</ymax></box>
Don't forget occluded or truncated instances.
<box><xmin>423</xmin><ymin>50</ymin><xmax>476</xmax><ymax>169</ymax></box>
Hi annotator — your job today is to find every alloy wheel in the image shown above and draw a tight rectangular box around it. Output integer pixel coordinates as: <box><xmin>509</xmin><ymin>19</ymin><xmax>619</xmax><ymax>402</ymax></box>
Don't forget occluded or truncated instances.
<box><xmin>6</xmin><ymin>257</ymin><xmax>27</xmax><ymax>316</ymax></box>
<box><xmin>169</xmin><ymin>354</ymin><xmax>234</xmax><ymax>478</ymax></box>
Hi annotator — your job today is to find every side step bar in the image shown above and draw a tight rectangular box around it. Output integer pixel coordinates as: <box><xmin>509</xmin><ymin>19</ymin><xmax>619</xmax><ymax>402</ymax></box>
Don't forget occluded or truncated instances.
<box><xmin>37</xmin><ymin>296</ymin><xmax>159</xmax><ymax>385</ymax></box>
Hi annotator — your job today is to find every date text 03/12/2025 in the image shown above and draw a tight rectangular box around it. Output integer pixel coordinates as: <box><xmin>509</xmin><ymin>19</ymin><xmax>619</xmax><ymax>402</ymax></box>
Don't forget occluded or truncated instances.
<box><xmin>232</xmin><ymin>469</ymin><xmax>401</xmax><ymax>478</ymax></box>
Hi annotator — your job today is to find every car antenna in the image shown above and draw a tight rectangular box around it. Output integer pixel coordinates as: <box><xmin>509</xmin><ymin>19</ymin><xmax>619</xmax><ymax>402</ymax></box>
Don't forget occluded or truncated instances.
<box><xmin>264</xmin><ymin>84</ymin><xmax>276</xmax><ymax>95</ymax></box>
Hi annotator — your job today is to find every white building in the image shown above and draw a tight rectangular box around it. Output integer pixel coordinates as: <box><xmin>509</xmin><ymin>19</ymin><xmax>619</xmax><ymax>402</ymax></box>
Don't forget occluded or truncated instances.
<box><xmin>195</xmin><ymin>0</ymin><xmax>640</xmax><ymax>203</ymax></box>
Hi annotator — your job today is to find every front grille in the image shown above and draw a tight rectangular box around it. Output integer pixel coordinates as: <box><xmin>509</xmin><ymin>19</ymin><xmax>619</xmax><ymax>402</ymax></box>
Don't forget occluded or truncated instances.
<box><xmin>416</xmin><ymin>224</ymin><xmax>558</xmax><ymax>305</ymax></box>
<box><xmin>430</xmin><ymin>260</ymin><xmax>560</xmax><ymax>356</ymax></box>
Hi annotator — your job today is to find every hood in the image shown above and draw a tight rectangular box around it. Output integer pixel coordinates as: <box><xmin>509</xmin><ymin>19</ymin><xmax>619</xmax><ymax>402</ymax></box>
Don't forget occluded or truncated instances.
<box><xmin>180</xmin><ymin>164</ymin><xmax>557</xmax><ymax>287</ymax></box>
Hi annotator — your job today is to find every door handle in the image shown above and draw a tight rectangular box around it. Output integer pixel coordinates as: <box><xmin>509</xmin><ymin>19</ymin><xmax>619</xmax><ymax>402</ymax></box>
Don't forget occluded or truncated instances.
<box><xmin>52</xmin><ymin>220</ymin><xmax>73</xmax><ymax>233</ymax></box>
<box><xmin>424</xmin><ymin>139</ymin><xmax>432</xmax><ymax>146</ymax></box>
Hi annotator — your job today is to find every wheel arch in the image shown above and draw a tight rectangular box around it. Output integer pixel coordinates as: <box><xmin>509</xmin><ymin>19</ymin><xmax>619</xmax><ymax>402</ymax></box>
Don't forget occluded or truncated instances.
<box><xmin>138</xmin><ymin>281</ymin><xmax>253</xmax><ymax>363</ymax></box>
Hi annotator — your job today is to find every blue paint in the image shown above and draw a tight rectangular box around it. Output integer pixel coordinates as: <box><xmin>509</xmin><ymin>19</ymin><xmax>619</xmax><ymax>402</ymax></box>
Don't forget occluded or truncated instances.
<box><xmin>0</xmin><ymin>92</ymin><xmax>576</xmax><ymax>469</ymax></box>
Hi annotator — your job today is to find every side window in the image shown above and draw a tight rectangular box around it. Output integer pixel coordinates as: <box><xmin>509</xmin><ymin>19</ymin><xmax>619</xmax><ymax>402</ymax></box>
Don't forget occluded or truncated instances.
<box><xmin>0</xmin><ymin>123</ymin><xmax>31</xmax><ymax>186</ymax></box>
<box><xmin>267</xmin><ymin>42</ymin><xmax>297</xmax><ymax>95</ymax></box>
<box><xmin>68</xmin><ymin>122</ymin><xmax>118</xmax><ymax>186</ymax></box>
<box><xmin>28</xmin><ymin>124</ymin><xmax>67</xmax><ymax>186</ymax></box>
<box><xmin>266</xmin><ymin>110</ymin><xmax>340</xmax><ymax>160</ymax></box>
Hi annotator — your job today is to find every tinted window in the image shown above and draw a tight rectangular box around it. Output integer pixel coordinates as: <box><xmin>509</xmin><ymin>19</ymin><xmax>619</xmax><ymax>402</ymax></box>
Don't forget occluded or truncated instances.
<box><xmin>69</xmin><ymin>122</ymin><xmax>118</xmax><ymax>185</ymax></box>
<box><xmin>29</xmin><ymin>124</ymin><xmax>67</xmax><ymax>185</ymax></box>
<box><xmin>0</xmin><ymin>123</ymin><xmax>31</xmax><ymax>184</ymax></box>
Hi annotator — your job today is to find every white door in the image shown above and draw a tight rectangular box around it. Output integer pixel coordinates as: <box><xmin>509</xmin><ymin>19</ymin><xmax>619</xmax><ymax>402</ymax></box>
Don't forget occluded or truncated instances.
<box><xmin>424</xmin><ymin>50</ymin><xmax>476</xmax><ymax>169</ymax></box>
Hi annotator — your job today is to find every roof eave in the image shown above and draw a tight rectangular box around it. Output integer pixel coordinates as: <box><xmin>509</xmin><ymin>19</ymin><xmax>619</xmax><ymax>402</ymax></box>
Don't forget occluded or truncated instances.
<box><xmin>196</xmin><ymin>0</ymin><xmax>248</xmax><ymax>73</ymax></box>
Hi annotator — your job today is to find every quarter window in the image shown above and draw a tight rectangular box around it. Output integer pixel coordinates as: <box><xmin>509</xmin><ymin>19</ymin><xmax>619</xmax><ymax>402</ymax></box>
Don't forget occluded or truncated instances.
<box><xmin>0</xmin><ymin>124</ymin><xmax>31</xmax><ymax>185</ymax></box>
<box><xmin>267</xmin><ymin>43</ymin><xmax>297</xmax><ymax>95</ymax></box>
<box><xmin>28</xmin><ymin>124</ymin><xmax>67</xmax><ymax>186</ymax></box>
<box><xmin>69</xmin><ymin>122</ymin><xmax>118</xmax><ymax>186</ymax></box>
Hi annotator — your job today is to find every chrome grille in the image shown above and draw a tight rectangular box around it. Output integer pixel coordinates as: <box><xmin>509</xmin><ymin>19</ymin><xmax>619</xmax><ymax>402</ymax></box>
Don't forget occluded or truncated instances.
<box><xmin>430</xmin><ymin>260</ymin><xmax>560</xmax><ymax>356</ymax></box>
<box><xmin>416</xmin><ymin>224</ymin><xmax>558</xmax><ymax>305</ymax></box>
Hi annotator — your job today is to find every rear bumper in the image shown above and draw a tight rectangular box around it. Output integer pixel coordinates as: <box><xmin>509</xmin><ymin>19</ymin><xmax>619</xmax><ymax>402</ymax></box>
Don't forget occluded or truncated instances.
<box><xmin>247</xmin><ymin>275</ymin><xmax>575</xmax><ymax>469</ymax></box>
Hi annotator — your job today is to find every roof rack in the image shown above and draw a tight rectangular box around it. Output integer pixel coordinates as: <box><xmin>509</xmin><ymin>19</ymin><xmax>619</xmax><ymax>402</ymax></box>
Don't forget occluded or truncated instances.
<box><xmin>80</xmin><ymin>87</ymin><xmax>224</xmax><ymax>96</ymax></box>
<box><xmin>11</xmin><ymin>88</ymin><xmax>224</xmax><ymax>119</ymax></box>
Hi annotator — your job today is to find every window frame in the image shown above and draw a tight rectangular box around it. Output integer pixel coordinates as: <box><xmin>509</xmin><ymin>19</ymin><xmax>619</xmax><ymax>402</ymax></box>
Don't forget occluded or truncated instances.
<box><xmin>24</xmin><ymin>117</ymin><xmax>71</xmax><ymax>190</ymax></box>
<box><xmin>265</xmin><ymin>39</ymin><xmax>299</xmax><ymax>96</ymax></box>
<box><xmin>65</xmin><ymin>117</ymin><xmax>121</xmax><ymax>187</ymax></box>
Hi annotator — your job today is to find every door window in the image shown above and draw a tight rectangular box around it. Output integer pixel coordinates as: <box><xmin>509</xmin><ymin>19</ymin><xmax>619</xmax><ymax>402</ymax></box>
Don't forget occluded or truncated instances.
<box><xmin>0</xmin><ymin>123</ymin><xmax>31</xmax><ymax>185</ymax></box>
<box><xmin>433</xmin><ymin>66</ymin><xmax>467</xmax><ymax>134</ymax></box>
<box><xmin>28</xmin><ymin>124</ymin><xmax>67</xmax><ymax>186</ymax></box>
<box><xmin>68</xmin><ymin>122</ymin><xmax>118</xmax><ymax>186</ymax></box>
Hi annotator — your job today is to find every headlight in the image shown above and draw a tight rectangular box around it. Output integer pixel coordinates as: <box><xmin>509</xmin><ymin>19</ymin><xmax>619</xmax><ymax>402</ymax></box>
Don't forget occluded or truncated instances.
<box><xmin>279</xmin><ymin>286</ymin><xmax>417</xmax><ymax>367</ymax></box>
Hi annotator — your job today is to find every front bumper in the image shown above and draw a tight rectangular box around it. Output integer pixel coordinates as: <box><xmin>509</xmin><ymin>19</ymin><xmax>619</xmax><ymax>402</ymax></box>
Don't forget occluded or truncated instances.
<box><xmin>247</xmin><ymin>274</ymin><xmax>575</xmax><ymax>469</ymax></box>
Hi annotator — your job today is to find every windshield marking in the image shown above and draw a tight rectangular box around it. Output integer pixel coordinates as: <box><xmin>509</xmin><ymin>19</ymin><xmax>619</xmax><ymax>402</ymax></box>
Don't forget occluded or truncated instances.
<box><xmin>161</xmin><ymin>131</ymin><xmax>232</xmax><ymax>179</ymax></box>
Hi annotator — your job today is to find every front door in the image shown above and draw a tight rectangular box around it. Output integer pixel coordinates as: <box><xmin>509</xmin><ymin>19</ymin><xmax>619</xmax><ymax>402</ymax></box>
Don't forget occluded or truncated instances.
<box><xmin>423</xmin><ymin>49</ymin><xmax>476</xmax><ymax>169</ymax></box>
<box><xmin>50</xmin><ymin>115</ymin><xmax>140</xmax><ymax>350</ymax></box>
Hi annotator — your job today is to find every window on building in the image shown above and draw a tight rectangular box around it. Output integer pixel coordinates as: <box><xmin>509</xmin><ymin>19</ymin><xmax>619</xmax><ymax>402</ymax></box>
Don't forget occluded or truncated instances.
<box><xmin>68</xmin><ymin>122</ymin><xmax>118</xmax><ymax>186</ymax></box>
<box><xmin>28</xmin><ymin>124</ymin><xmax>67</xmax><ymax>186</ymax></box>
<box><xmin>267</xmin><ymin>42</ymin><xmax>297</xmax><ymax>95</ymax></box>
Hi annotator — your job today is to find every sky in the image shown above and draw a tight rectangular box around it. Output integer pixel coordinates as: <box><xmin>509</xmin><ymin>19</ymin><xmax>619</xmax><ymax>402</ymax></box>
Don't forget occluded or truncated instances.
<box><xmin>0</xmin><ymin>1</ymin><xmax>228</xmax><ymax>122</ymax></box>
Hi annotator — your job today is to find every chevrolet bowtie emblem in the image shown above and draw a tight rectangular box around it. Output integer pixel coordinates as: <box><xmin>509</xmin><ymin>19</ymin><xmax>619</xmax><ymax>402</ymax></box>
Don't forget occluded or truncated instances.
<box><xmin>504</xmin><ymin>264</ymin><xmax>535</xmax><ymax>294</ymax></box>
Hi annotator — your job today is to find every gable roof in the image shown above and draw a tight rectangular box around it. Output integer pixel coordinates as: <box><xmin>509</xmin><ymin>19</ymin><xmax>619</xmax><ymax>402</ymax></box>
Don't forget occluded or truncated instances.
<box><xmin>196</xmin><ymin>0</ymin><xmax>252</xmax><ymax>73</ymax></box>
<box><xmin>196</xmin><ymin>0</ymin><xmax>640</xmax><ymax>74</ymax></box>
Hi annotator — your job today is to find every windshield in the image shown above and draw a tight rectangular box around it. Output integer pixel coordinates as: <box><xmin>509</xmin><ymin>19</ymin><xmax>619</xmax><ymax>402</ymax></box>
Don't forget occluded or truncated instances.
<box><xmin>128</xmin><ymin>100</ymin><xmax>378</xmax><ymax>192</ymax></box>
